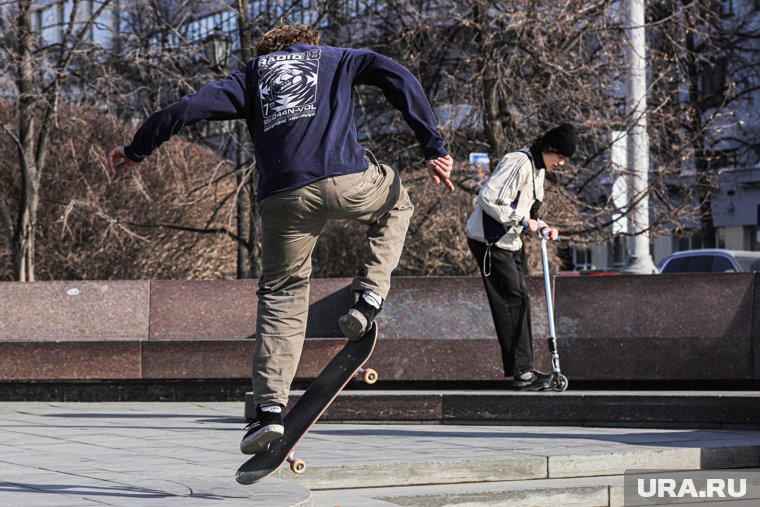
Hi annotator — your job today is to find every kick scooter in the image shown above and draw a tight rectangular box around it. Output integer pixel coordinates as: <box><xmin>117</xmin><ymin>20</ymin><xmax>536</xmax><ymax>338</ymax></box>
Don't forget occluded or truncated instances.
<box><xmin>525</xmin><ymin>222</ymin><xmax>569</xmax><ymax>392</ymax></box>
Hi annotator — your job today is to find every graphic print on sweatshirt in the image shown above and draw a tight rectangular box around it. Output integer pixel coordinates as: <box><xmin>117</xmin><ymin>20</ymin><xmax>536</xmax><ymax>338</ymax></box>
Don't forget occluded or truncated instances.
<box><xmin>258</xmin><ymin>49</ymin><xmax>321</xmax><ymax>132</ymax></box>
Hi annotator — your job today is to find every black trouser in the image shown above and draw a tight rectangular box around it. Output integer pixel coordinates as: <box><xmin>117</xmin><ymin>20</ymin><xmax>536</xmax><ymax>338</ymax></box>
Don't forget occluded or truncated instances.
<box><xmin>468</xmin><ymin>238</ymin><xmax>534</xmax><ymax>377</ymax></box>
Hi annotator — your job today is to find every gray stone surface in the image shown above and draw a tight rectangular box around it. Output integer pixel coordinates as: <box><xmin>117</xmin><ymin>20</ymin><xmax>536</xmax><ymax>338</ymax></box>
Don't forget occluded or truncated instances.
<box><xmin>244</xmin><ymin>390</ymin><xmax>760</xmax><ymax>427</ymax></box>
<box><xmin>3</xmin><ymin>275</ymin><xmax>760</xmax><ymax>382</ymax></box>
<box><xmin>0</xmin><ymin>281</ymin><xmax>150</xmax><ymax>341</ymax></box>
<box><xmin>380</xmin><ymin>277</ymin><xmax>495</xmax><ymax>340</ymax></box>
<box><xmin>0</xmin><ymin>341</ymin><xmax>141</xmax><ymax>381</ymax></box>
<box><xmin>442</xmin><ymin>390</ymin><xmax>760</xmax><ymax>426</ymax></box>
<box><xmin>0</xmin><ymin>402</ymin><xmax>310</xmax><ymax>506</ymax></box>
<box><xmin>378</xmin><ymin>277</ymin><xmax>549</xmax><ymax>343</ymax></box>
<box><xmin>2</xmin><ymin>402</ymin><xmax>759</xmax><ymax>506</ymax></box>
<box><xmin>285</xmin><ymin>423</ymin><xmax>760</xmax><ymax>490</ymax></box>
<box><xmin>377</xmin><ymin>481</ymin><xmax>610</xmax><ymax>507</ymax></box>
<box><xmin>554</xmin><ymin>273</ymin><xmax>756</xmax><ymax>380</ymax></box>
<box><xmin>147</xmin><ymin>277</ymin><xmax>522</xmax><ymax>342</ymax></box>
<box><xmin>282</xmin><ymin>456</ymin><xmax>548</xmax><ymax>490</ymax></box>
<box><xmin>753</xmin><ymin>276</ymin><xmax>760</xmax><ymax>382</ymax></box>
<box><xmin>141</xmin><ymin>340</ymin><xmax>255</xmax><ymax>379</ymax></box>
<box><xmin>149</xmin><ymin>280</ymin><xmax>259</xmax><ymax>340</ymax></box>
<box><xmin>555</xmin><ymin>273</ymin><xmax>754</xmax><ymax>339</ymax></box>
<box><xmin>292</xmin><ymin>337</ymin><xmax>510</xmax><ymax>381</ymax></box>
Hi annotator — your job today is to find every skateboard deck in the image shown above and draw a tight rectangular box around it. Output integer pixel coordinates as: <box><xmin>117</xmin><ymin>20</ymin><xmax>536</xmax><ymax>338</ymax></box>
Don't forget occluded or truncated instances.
<box><xmin>235</xmin><ymin>323</ymin><xmax>379</xmax><ymax>485</ymax></box>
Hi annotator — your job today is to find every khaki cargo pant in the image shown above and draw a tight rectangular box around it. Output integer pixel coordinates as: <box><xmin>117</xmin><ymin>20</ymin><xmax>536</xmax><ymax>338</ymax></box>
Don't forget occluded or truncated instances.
<box><xmin>252</xmin><ymin>157</ymin><xmax>413</xmax><ymax>407</ymax></box>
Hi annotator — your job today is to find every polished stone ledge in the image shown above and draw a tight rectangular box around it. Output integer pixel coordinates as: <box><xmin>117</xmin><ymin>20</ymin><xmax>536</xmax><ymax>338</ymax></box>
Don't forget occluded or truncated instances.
<box><xmin>245</xmin><ymin>390</ymin><xmax>760</xmax><ymax>428</ymax></box>
<box><xmin>1</xmin><ymin>274</ymin><xmax>758</xmax><ymax>384</ymax></box>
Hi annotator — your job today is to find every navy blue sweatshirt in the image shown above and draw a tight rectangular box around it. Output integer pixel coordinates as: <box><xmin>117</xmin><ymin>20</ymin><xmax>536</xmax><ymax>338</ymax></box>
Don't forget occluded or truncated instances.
<box><xmin>124</xmin><ymin>44</ymin><xmax>448</xmax><ymax>199</ymax></box>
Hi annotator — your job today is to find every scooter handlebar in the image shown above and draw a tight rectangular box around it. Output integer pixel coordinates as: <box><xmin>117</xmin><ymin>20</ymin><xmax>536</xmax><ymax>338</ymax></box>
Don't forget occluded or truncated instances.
<box><xmin>521</xmin><ymin>221</ymin><xmax>560</xmax><ymax>242</ymax></box>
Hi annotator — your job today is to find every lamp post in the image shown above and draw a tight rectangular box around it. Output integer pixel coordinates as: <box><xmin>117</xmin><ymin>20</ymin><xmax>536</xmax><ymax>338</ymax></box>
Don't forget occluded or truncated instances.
<box><xmin>204</xmin><ymin>29</ymin><xmax>231</xmax><ymax>71</ymax></box>
<box><xmin>622</xmin><ymin>0</ymin><xmax>658</xmax><ymax>274</ymax></box>
<box><xmin>204</xmin><ymin>28</ymin><xmax>251</xmax><ymax>278</ymax></box>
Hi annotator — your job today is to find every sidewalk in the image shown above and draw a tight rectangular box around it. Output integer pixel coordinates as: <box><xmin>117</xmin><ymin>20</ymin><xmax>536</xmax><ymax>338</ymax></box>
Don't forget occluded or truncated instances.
<box><xmin>1</xmin><ymin>402</ymin><xmax>759</xmax><ymax>506</ymax></box>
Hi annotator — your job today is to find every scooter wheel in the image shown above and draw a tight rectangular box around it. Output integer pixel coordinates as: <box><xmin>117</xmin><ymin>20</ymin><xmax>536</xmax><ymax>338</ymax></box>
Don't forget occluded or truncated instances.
<box><xmin>551</xmin><ymin>374</ymin><xmax>569</xmax><ymax>392</ymax></box>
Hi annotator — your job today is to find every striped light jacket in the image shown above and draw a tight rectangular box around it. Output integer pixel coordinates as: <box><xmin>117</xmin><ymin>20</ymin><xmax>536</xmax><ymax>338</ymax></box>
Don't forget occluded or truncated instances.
<box><xmin>466</xmin><ymin>148</ymin><xmax>548</xmax><ymax>251</ymax></box>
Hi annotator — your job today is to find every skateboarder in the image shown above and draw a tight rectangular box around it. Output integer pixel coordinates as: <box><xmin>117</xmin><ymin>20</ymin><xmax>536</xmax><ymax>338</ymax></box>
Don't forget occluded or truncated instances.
<box><xmin>107</xmin><ymin>24</ymin><xmax>453</xmax><ymax>453</ymax></box>
<box><xmin>465</xmin><ymin>124</ymin><xmax>575</xmax><ymax>391</ymax></box>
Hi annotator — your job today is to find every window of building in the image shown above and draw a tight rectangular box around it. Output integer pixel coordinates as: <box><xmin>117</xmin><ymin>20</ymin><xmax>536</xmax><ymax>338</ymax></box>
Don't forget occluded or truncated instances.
<box><xmin>720</xmin><ymin>0</ymin><xmax>734</xmax><ymax>16</ymax></box>
<box><xmin>701</xmin><ymin>58</ymin><xmax>727</xmax><ymax>108</ymax></box>
<box><xmin>85</xmin><ymin>0</ymin><xmax>94</xmax><ymax>42</ymax></box>
<box><xmin>612</xmin><ymin>236</ymin><xmax>626</xmax><ymax>267</ymax></box>
<box><xmin>717</xmin><ymin>227</ymin><xmax>726</xmax><ymax>248</ymax></box>
<box><xmin>712</xmin><ymin>149</ymin><xmax>738</xmax><ymax>170</ymax></box>
<box><xmin>353</xmin><ymin>0</ymin><xmax>370</xmax><ymax>14</ymax></box>
<box><xmin>749</xmin><ymin>226</ymin><xmax>760</xmax><ymax>252</ymax></box>
<box><xmin>572</xmin><ymin>246</ymin><xmax>594</xmax><ymax>271</ymax></box>
<box><xmin>677</xmin><ymin>233</ymin><xmax>705</xmax><ymax>251</ymax></box>
<box><xmin>91</xmin><ymin>1</ymin><xmax>115</xmax><ymax>47</ymax></box>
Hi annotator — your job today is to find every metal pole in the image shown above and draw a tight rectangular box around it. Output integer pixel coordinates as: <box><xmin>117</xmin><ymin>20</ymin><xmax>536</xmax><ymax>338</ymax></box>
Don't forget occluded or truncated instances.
<box><xmin>540</xmin><ymin>237</ymin><xmax>556</xmax><ymax>341</ymax></box>
<box><xmin>236</xmin><ymin>121</ymin><xmax>250</xmax><ymax>278</ymax></box>
<box><xmin>623</xmin><ymin>0</ymin><xmax>658</xmax><ymax>274</ymax></box>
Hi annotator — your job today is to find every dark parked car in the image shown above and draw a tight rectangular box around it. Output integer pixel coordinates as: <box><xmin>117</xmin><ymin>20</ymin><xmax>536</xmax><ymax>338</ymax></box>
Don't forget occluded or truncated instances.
<box><xmin>658</xmin><ymin>249</ymin><xmax>760</xmax><ymax>273</ymax></box>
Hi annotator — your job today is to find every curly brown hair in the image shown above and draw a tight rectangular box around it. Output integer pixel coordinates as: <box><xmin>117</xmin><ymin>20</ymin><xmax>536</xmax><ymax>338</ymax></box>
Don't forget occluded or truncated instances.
<box><xmin>255</xmin><ymin>24</ymin><xmax>321</xmax><ymax>56</ymax></box>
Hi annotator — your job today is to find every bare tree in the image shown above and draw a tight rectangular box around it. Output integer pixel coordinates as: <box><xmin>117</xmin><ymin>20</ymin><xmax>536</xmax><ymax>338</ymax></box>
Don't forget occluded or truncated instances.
<box><xmin>648</xmin><ymin>0</ymin><xmax>760</xmax><ymax>248</ymax></box>
<box><xmin>105</xmin><ymin>0</ymin><xmax>334</xmax><ymax>279</ymax></box>
<box><xmin>3</xmin><ymin>0</ymin><xmax>758</xmax><ymax>280</ymax></box>
<box><xmin>1</xmin><ymin>0</ymin><xmax>112</xmax><ymax>280</ymax></box>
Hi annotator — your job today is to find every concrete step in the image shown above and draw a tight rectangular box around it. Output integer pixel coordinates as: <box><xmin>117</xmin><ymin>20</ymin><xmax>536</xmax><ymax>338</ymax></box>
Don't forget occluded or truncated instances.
<box><xmin>312</xmin><ymin>475</ymin><xmax>625</xmax><ymax>507</ymax></box>
<box><xmin>267</xmin><ymin>423</ymin><xmax>760</xmax><ymax>491</ymax></box>
<box><xmin>245</xmin><ymin>390</ymin><xmax>760</xmax><ymax>428</ymax></box>
<box><xmin>284</xmin><ymin>445</ymin><xmax>760</xmax><ymax>491</ymax></box>
<box><xmin>312</xmin><ymin>470</ymin><xmax>760</xmax><ymax>506</ymax></box>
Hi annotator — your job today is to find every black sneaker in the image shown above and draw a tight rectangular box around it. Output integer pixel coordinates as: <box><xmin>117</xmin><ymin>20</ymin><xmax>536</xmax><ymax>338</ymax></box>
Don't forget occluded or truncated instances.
<box><xmin>240</xmin><ymin>404</ymin><xmax>284</xmax><ymax>454</ymax></box>
<box><xmin>513</xmin><ymin>370</ymin><xmax>552</xmax><ymax>391</ymax></box>
<box><xmin>339</xmin><ymin>297</ymin><xmax>381</xmax><ymax>341</ymax></box>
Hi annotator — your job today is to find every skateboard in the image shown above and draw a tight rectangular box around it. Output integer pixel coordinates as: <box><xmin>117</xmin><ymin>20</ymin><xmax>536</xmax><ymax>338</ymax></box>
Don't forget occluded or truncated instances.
<box><xmin>235</xmin><ymin>323</ymin><xmax>379</xmax><ymax>485</ymax></box>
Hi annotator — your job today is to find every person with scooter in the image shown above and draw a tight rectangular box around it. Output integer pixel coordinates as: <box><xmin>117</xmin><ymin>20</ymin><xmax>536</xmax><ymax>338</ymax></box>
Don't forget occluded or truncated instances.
<box><xmin>465</xmin><ymin>124</ymin><xmax>575</xmax><ymax>391</ymax></box>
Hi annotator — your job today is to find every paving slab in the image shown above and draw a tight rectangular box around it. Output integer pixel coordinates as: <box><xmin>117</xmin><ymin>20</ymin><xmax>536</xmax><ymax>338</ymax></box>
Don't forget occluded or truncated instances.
<box><xmin>0</xmin><ymin>402</ymin><xmax>310</xmax><ymax>507</ymax></box>
<box><xmin>2</xmin><ymin>402</ymin><xmax>759</xmax><ymax>506</ymax></box>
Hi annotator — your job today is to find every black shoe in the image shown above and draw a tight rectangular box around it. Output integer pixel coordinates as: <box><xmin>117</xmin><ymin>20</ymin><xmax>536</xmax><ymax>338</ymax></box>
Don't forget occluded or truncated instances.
<box><xmin>339</xmin><ymin>297</ymin><xmax>381</xmax><ymax>341</ymax></box>
<box><xmin>240</xmin><ymin>404</ymin><xmax>284</xmax><ymax>454</ymax></box>
<box><xmin>513</xmin><ymin>370</ymin><xmax>552</xmax><ymax>391</ymax></box>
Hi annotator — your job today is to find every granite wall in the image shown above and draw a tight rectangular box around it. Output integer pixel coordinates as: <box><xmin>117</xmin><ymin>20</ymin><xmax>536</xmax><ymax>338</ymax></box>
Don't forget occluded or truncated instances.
<box><xmin>0</xmin><ymin>274</ymin><xmax>756</xmax><ymax>382</ymax></box>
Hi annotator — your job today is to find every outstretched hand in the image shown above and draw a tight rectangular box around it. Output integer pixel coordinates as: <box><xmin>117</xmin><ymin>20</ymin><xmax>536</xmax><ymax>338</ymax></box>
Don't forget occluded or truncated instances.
<box><xmin>107</xmin><ymin>146</ymin><xmax>137</xmax><ymax>174</ymax></box>
<box><xmin>426</xmin><ymin>155</ymin><xmax>454</xmax><ymax>192</ymax></box>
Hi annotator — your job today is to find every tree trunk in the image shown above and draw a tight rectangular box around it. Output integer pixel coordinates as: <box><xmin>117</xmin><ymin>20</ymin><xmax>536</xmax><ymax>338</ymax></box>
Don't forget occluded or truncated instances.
<box><xmin>236</xmin><ymin>0</ymin><xmax>262</xmax><ymax>279</ymax></box>
<box><xmin>235</xmin><ymin>120</ymin><xmax>250</xmax><ymax>278</ymax></box>
<box><xmin>472</xmin><ymin>1</ymin><xmax>514</xmax><ymax>160</ymax></box>
<box><xmin>14</xmin><ymin>0</ymin><xmax>38</xmax><ymax>281</ymax></box>
<box><xmin>684</xmin><ymin>5</ymin><xmax>715</xmax><ymax>248</ymax></box>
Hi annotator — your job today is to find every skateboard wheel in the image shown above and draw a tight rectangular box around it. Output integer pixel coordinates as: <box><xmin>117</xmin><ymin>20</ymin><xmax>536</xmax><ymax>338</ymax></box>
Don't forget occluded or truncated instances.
<box><xmin>290</xmin><ymin>458</ymin><xmax>306</xmax><ymax>474</ymax></box>
<box><xmin>362</xmin><ymin>368</ymin><xmax>378</xmax><ymax>385</ymax></box>
<box><xmin>551</xmin><ymin>374</ymin><xmax>569</xmax><ymax>392</ymax></box>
